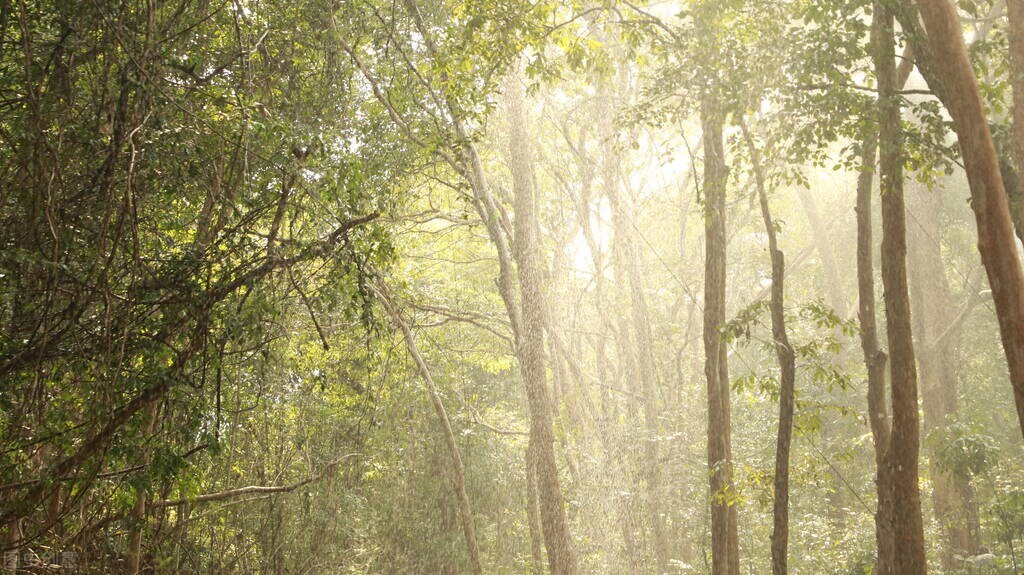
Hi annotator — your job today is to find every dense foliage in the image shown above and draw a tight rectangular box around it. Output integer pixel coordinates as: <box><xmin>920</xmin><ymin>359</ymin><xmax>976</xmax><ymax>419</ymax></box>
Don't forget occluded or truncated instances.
<box><xmin>1</xmin><ymin>0</ymin><xmax>1023</xmax><ymax>573</ymax></box>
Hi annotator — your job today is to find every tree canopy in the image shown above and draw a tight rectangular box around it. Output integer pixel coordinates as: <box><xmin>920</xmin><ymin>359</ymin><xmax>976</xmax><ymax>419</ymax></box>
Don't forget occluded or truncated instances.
<box><xmin>2</xmin><ymin>0</ymin><xmax>1024</xmax><ymax>573</ymax></box>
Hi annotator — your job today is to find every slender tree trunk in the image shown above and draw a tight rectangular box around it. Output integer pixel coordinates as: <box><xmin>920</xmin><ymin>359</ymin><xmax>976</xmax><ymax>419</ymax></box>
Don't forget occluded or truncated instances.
<box><xmin>915</xmin><ymin>0</ymin><xmax>1024</xmax><ymax>440</ymax></box>
<box><xmin>567</xmin><ymin>69</ymin><xmax>643</xmax><ymax>573</ymax></box>
<box><xmin>375</xmin><ymin>287</ymin><xmax>485</xmax><ymax>575</ymax></box>
<box><xmin>505</xmin><ymin>73</ymin><xmax>579</xmax><ymax>575</ymax></box>
<box><xmin>874</xmin><ymin>5</ymin><xmax>927</xmax><ymax>572</ymax></box>
<box><xmin>701</xmin><ymin>97</ymin><xmax>740</xmax><ymax>575</ymax></box>
<box><xmin>906</xmin><ymin>183</ymin><xmax>982</xmax><ymax>568</ymax></box>
<box><xmin>740</xmin><ymin>119</ymin><xmax>796</xmax><ymax>575</ymax></box>
<box><xmin>626</xmin><ymin>244</ymin><xmax>670</xmax><ymax>575</ymax></box>
<box><xmin>393</xmin><ymin>4</ymin><xmax>580</xmax><ymax>568</ymax></box>
<box><xmin>856</xmin><ymin>129</ymin><xmax>896</xmax><ymax>575</ymax></box>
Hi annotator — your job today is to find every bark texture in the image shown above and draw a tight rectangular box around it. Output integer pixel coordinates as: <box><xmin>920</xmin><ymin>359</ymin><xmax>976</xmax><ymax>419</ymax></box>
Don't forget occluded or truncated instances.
<box><xmin>855</xmin><ymin>131</ymin><xmax>895</xmax><ymax>575</ymax></box>
<box><xmin>701</xmin><ymin>98</ymin><xmax>740</xmax><ymax>575</ymax></box>
<box><xmin>505</xmin><ymin>74</ymin><xmax>579</xmax><ymax>575</ymax></box>
<box><xmin>915</xmin><ymin>0</ymin><xmax>1024</xmax><ymax>440</ymax></box>
<box><xmin>1008</xmin><ymin>0</ymin><xmax>1024</xmax><ymax>235</ymax></box>
<box><xmin>874</xmin><ymin>5</ymin><xmax>927</xmax><ymax>572</ymax></box>
<box><xmin>853</xmin><ymin>42</ymin><xmax>915</xmax><ymax>575</ymax></box>
<box><xmin>526</xmin><ymin>441</ymin><xmax>546</xmax><ymax>575</ymax></box>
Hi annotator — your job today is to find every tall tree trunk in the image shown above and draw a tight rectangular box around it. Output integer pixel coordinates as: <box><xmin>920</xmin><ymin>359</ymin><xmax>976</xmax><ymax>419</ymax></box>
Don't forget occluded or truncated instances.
<box><xmin>625</xmin><ymin>233</ymin><xmax>670</xmax><ymax>575</ymax></box>
<box><xmin>854</xmin><ymin>43</ymin><xmax>916</xmax><ymax>575</ymax></box>
<box><xmin>701</xmin><ymin>97</ymin><xmax>740</xmax><ymax>575</ymax></box>
<box><xmin>915</xmin><ymin>0</ymin><xmax>1024</xmax><ymax>439</ymax></box>
<box><xmin>505</xmin><ymin>73</ymin><xmax>579</xmax><ymax>575</ymax></box>
<box><xmin>1007</xmin><ymin>0</ymin><xmax>1024</xmax><ymax>245</ymax></box>
<box><xmin>874</xmin><ymin>5</ymin><xmax>927</xmax><ymax>573</ymax></box>
<box><xmin>856</xmin><ymin>129</ymin><xmax>895</xmax><ymax>575</ymax></box>
<box><xmin>392</xmin><ymin>5</ymin><xmax>579</xmax><ymax>570</ymax></box>
<box><xmin>906</xmin><ymin>183</ymin><xmax>982</xmax><ymax>569</ymax></box>
<box><xmin>375</xmin><ymin>287</ymin><xmax>484</xmax><ymax>575</ymax></box>
<box><xmin>740</xmin><ymin>119</ymin><xmax>796</xmax><ymax>575</ymax></box>
<box><xmin>526</xmin><ymin>441</ymin><xmax>545</xmax><ymax>575</ymax></box>
<box><xmin>568</xmin><ymin>67</ymin><xmax>644</xmax><ymax>573</ymax></box>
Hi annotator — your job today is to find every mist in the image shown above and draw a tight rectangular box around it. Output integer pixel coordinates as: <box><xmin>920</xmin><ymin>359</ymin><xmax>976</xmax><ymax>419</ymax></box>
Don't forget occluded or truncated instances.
<box><xmin>2</xmin><ymin>0</ymin><xmax>1023</xmax><ymax>574</ymax></box>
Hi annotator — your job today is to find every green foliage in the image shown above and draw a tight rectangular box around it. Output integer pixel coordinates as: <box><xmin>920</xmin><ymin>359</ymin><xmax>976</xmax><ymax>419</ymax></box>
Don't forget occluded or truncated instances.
<box><xmin>2</xmin><ymin>0</ymin><xmax>1023</xmax><ymax>573</ymax></box>
<box><xmin>929</xmin><ymin>422</ymin><xmax>1000</xmax><ymax>478</ymax></box>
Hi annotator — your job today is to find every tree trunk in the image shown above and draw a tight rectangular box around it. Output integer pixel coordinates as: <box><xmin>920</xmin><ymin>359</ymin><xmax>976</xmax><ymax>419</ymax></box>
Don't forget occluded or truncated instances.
<box><xmin>915</xmin><ymin>0</ymin><xmax>1024</xmax><ymax>440</ymax></box>
<box><xmin>526</xmin><ymin>441</ymin><xmax>545</xmax><ymax>575</ymax></box>
<box><xmin>906</xmin><ymin>183</ymin><xmax>982</xmax><ymax>569</ymax></box>
<box><xmin>1007</xmin><ymin>0</ymin><xmax>1024</xmax><ymax>245</ymax></box>
<box><xmin>874</xmin><ymin>5</ymin><xmax>927</xmax><ymax>572</ymax></box>
<box><xmin>855</xmin><ymin>129</ymin><xmax>896</xmax><ymax>575</ymax></box>
<box><xmin>701</xmin><ymin>97</ymin><xmax>740</xmax><ymax>575</ymax></box>
<box><xmin>505</xmin><ymin>73</ymin><xmax>579</xmax><ymax>575</ymax></box>
<box><xmin>394</xmin><ymin>4</ymin><xmax>580</xmax><ymax>568</ymax></box>
<box><xmin>853</xmin><ymin>41</ymin><xmax>917</xmax><ymax>575</ymax></box>
<box><xmin>740</xmin><ymin>119</ymin><xmax>796</xmax><ymax>575</ymax></box>
<box><xmin>571</xmin><ymin>66</ymin><xmax>643</xmax><ymax>573</ymax></box>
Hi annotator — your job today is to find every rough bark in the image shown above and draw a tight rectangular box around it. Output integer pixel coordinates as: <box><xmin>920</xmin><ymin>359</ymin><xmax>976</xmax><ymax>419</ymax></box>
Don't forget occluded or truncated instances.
<box><xmin>854</xmin><ymin>43</ymin><xmax>915</xmax><ymax>575</ymax></box>
<box><xmin>740</xmin><ymin>119</ymin><xmax>796</xmax><ymax>575</ymax></box>
<box><xmin>874</xmin><ymin>5</ymin><xmax>927</xmax><ymax>572</ymax></box>
<box><xmin>906</xmin><ymin>183</ymin><xmax>982</xmax><ymax>568</ymax></box>
<box><xmin>915</xmin><ymin>0</ymin><xmax>1024</xmax><ymax>439</ymax></box>
<box><xmin>505</xmin><ymin>73</ymin><xmax>579</xmax><ymax>575</ymax></box>
<box><xmin>701</xmin><ymin>98</ymin><xmax>740</xmax><ymax>575</ymax></box>
<box><xmin>526</xmin><ymin>441</ymin><xmax>545</xmax><ymax>575</ymax></box>
<box><xmin>388</xmin><ymin>4</ymin><xmax>579</xmax><ymax>570</ymax></box>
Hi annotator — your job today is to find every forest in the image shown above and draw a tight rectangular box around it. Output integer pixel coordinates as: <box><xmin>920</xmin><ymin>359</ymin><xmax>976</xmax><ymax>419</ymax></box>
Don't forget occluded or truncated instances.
<box><xmin>2</xmin><ymin>0</ymin><xmax>1024</xmax><ymax>573</ymax></box>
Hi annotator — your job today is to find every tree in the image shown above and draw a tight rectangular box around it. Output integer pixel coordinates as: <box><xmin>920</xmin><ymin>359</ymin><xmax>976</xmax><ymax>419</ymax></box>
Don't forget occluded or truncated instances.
<box><xmin>874</xmin><ymin>3</ymin><xmax>927</xmax><ymax>572</ymax></box>
<box><xmin>505</xmin><ymin>70</ymin><xmax>580</xmax><ymax>575</ymax></box>
<box><xmin>374</xmin><ymin>283</ymin><xmax>485</xmax><ymax>575</ymax></box>
<box><xmin>914</xmin><ymin>0</ymin><xmax>1024</xmax><ymax>440</ymax></box>
<box><xmin>740</xmin><ymin>118</ymin><xmax>797</xmax><ymax>575</ymax></box>
<box><xmin>702</xmin><ymin>95</ymin><xmax>741</xmax><ymax>575</ymax></box>
<box><xmin>600</xmin><ymin>65</ymin><xmax>671</xmax><ymax>574</ymax></box>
